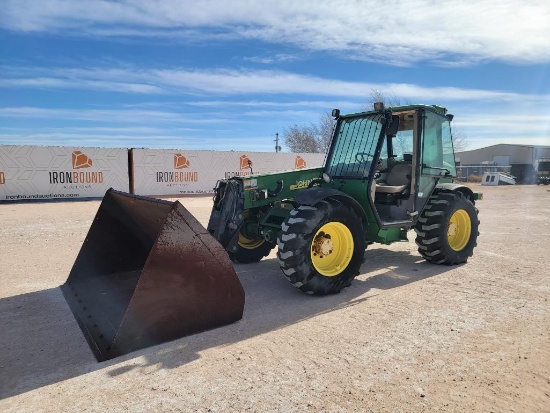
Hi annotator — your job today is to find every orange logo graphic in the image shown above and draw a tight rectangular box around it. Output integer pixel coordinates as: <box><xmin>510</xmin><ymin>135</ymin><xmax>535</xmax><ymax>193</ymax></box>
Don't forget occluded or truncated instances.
<box><xmin>0</xmin><ymin>172</ymin><xmax>5</xmax><ymax>184</ymax></box>
<box><xmin>72</xmin><ymin>151</ymin><xmax>93</xmax><ymax>169</ymax></box>
<box><xmin>295</xmin><ymin>156</ymin><xmax>307</xmax><ymax>169</ymax></box>
<box><xmin>174</xmin><ymin>153</ymin><xmax>190</xmax><ymax>169</ymax></box>
<box><xmin>240</xmin><ymin>155</ymin><xmax>252</xmax><ymax>170</ymax></box>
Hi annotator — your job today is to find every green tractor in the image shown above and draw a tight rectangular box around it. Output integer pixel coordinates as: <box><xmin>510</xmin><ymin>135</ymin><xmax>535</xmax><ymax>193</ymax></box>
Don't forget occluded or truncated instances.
<box><xmin>208</xmin><ymin>103</ymin><xmax>481</xmax><ymax>295</ymax></box>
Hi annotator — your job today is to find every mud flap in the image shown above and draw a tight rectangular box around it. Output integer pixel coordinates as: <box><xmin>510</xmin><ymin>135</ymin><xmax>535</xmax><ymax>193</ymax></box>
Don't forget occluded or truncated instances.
<box><xmin>61</xmin><ymin>189</ymin><xmax>245</xmax><ymax>361</ymax></box>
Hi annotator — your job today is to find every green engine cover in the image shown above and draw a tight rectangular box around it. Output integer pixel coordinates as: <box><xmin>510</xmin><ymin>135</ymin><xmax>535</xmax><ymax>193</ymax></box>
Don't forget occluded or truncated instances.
<box><xmin>240</xmin><ymin>167</ymin><xmax>323</xmax><ymax>209</ymax></box>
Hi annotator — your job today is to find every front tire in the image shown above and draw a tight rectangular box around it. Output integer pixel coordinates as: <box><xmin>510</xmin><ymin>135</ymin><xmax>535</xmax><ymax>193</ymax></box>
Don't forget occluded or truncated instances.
<box><xmin>228</xmin><ymin>233</ymin><xmax>275</xmax><ymax>263</ymax></box>
<box><xmin>277</xmin><ymin>199</ymin><xmax>365</xmax><ymax>295</ymax></box>
<box><xmin>415</xmin><ymin>191</ymin><xmax>479</xmax><ymax>264</ymax></box>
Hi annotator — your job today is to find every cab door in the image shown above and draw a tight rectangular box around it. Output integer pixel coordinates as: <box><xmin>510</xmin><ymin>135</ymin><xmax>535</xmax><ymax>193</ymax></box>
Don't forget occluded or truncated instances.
<box><xmin>416</xmin><ymin>109</ymin><xmax>457</xmax><ymax>213</ymax></box>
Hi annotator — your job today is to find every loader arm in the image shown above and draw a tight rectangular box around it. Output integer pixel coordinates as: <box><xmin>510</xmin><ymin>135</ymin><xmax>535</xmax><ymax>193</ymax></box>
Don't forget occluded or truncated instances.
<box><xmin>207</xmin><ymin>168</ymin><xmax>324</xmax><ymax>253</ymax></box>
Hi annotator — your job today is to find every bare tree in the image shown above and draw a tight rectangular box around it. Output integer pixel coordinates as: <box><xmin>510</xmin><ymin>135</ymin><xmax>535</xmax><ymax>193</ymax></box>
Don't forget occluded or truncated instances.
<box><xmin>283</xmin><ymin>112</ymin><xmax>335</xmax><ymax>153</ymax></box>
<box><xmin>368</xmin><ymin>89</ymin><xmax>386</xmax><ymax>108</ymax></box>
<box><xmin>283</xmin><ymin>124</ymin><xmax>321</xmax><ymax>153</ymax></box>
<box><xmin>364</xmin><ymin>89</ymin><xmax>408</xmax><ymax>111</ymax></box>
<box><xmin>451</xmin><ymin>126</ymin><xmax>468</xmax><ymax>152</ymax></box>
<box><xmin>315</xmin><ymin>111</ymin><xmax>334</xmax><ymax>153</ymax></box>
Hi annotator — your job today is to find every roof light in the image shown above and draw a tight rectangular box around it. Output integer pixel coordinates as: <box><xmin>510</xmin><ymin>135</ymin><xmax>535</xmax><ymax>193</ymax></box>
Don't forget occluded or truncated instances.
<box><xmin>374</xmin><ymin>102</ymin><xmax>385</xmax><ymax>112</ymax></box>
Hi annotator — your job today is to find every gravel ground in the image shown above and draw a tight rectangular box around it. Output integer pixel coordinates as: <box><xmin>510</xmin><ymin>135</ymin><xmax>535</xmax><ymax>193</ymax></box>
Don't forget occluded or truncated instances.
<box><xmin>0</xmin><ymin>185</ymin><xmax>549</xmax><ymax>412</ymax></box>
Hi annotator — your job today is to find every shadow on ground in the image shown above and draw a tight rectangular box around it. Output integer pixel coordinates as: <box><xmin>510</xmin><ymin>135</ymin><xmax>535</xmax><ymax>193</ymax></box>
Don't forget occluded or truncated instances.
<box><xmin>0</xmin><ymin>247</ymin><xmax>455</xmax><ymax>399</ymax></box>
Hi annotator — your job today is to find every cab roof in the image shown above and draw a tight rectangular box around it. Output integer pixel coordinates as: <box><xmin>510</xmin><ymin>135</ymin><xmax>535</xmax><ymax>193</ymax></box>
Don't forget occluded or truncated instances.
<box><xmin>339</xmin><ymin>104</ymin><xmax>448</xmax><ymax>119</ymax></box>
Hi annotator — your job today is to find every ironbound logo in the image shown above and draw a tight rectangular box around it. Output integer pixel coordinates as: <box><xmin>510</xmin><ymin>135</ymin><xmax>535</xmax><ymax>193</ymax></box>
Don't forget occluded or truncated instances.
<box><xmin>240</xmin><ymin>154</ymin><xmax>252</xmax><ymax>170</ymax></box>
<box><xmin>174</xmin><ymin>153</ymin><xmax>190</xmax><ymax>169</ymax></box>
<box><xmin>0</xmin><ymin>171</ymin><xmax>5</xmax><ymax>185</ymax></box>
<box><xmin>225</xmin><ymin>154</ymin><xmax>253</xmax><ymax>179</ymax></box>
<box><xmin>49</xmin><ymin>151</ymin><xmax>103</xmax><ymax>184</ymax></box>
<box><xmin>72</xmin><ymin>150</ymin><xmax>92</xmax><ymax>169</ymax></box>
<box><xmin>156</xmin><ymin>153</ymin><xmax>198</xmax><ymax>183</ymax></box>
<box><xmin>295</xmin><ymin>156</ymin><xmax>306</xmax><ymax>169</ymax></box>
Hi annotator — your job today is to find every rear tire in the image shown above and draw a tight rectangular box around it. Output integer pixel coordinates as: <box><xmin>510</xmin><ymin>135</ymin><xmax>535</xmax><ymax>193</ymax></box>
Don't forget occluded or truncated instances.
<box><xmin>415</xmin><ymin>191</ymin><xmax>479</xmax><ymax>264</ymax></box>
<box><xmin>228</xmin><ymin>234</ymin><xmax>274</xmax><ymax>263</ymax></box>
<box><xmin>277</xmin><ymin>199</ymin><xmax>365</xmax><ymax>295</ymax></box>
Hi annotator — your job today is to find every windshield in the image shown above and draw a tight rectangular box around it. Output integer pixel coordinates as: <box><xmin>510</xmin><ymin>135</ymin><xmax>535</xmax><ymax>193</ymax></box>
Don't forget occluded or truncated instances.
<box><xmin>538</xmin><ymin>162</ymin><xmax>550</xmax><ymax>171</ymax></box>
<box><xmin>325</xmin><ymin>113</ymin><xmax>384</xmax><ymax>178</ymax></box>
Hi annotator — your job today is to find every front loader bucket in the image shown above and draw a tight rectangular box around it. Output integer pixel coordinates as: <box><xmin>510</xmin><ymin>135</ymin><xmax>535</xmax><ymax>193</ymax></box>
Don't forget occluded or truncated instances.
<box><xmin>61</xmin><ymin>189</ymin><xmax>244</xmax><ymax>361</ymax></box>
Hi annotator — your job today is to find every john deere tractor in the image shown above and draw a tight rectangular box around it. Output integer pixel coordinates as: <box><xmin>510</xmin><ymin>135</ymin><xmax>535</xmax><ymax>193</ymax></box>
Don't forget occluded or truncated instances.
<box><xmin>208</xmin><ymin>103</ymin><xmax>481</xmax><ymax>295</ymax></box>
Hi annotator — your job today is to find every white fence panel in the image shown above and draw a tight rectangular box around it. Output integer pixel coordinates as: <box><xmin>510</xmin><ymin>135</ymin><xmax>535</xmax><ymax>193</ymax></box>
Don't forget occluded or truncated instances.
<box><xmin>0</xmin><ymin>146</ymin><xmax>129</xmax><ymax>201</ymax></box>
<box><xmin>131</xmin><ymin>149</ymin><xmax>325</xmax><ymax>196</ymax></box>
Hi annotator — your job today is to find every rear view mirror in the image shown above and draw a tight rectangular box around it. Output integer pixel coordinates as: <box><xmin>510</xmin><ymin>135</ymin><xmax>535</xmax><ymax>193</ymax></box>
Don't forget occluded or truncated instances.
<box><xmin>386</xmin><ymin>115</ymin><xmax>400</xmax><ymax>137</ymax></box>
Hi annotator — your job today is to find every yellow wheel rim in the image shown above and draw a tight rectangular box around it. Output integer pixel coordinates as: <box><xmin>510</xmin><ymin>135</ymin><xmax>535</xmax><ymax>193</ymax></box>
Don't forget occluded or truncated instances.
<box><xmin>311</xmin><ymin>222</ymin><xmax>354</xmax><ymax>277</ymax></box>
<box><xmin>238</xmin><ymin>233</ymin><xmax>265</xmax><ymax>250</ymax></box>
<box><xmin>447</xmin><ymin>209</ymin><xmax>472</xmax><ymax>251</ymax></box>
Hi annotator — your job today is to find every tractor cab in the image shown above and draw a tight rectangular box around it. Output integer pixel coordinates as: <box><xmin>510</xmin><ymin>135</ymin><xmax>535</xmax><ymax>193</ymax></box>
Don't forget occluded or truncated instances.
<box><xmin>322</xmin><ymin>103</ymin><xmax>457</xmax><ymax>228</ymax></box>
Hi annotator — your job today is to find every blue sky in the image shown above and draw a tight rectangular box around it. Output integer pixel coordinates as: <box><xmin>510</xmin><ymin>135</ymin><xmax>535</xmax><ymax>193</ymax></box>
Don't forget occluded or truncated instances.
<box><xmin>1</xmin><ymin>0</ymin><xmax>549</xmax><ymax>152</ymax></box>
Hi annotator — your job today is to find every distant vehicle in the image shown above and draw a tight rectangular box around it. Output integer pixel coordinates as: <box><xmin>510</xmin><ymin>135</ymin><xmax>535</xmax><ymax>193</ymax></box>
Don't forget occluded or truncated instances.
<box><xmin>509</xmin><ymin>163</ymin><xmax>536</xmax><ymax>185</ymax></box>
<box><xmin>535</xmin><ymin>158</ymin><xmax>550</xmax><ymax>185</ymax></box>
<box><xmin>482</xmin><ymin>172</ymin><xmax>516</xmax><ymax>186</ymax></box>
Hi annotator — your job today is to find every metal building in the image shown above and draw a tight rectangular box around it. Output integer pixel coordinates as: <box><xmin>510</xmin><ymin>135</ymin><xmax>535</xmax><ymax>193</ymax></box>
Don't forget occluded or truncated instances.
<box><xmin>455</xmin><ymin>144</ymin><xmax>550</xmax><ymax>184</ymax></box>
<box><xmin>456</xmin><ymin>144</ymin><xmax>550</xmax><ymax>166</ymax></box>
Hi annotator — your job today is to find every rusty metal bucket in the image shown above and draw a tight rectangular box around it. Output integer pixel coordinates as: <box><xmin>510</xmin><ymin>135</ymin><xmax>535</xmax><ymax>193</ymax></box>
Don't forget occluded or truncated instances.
<box><xmin>61</xmin><ymin>189</ymin><xmax>245</xmax><ymax>361</ymax></box>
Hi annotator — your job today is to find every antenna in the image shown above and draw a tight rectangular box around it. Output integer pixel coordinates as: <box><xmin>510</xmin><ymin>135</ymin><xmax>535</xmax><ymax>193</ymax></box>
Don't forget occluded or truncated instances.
<box><xmin>274</xmin><ymin>132</ymin><xmax>281</xmax><ymax>152</ymax></box>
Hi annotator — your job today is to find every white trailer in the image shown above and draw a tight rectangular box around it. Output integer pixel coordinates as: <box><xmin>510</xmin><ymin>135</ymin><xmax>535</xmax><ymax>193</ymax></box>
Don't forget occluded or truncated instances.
<box><xmin>481</xmin><ymin>172</ymin><xmax>516</xmax><ymax>186</ymax></box>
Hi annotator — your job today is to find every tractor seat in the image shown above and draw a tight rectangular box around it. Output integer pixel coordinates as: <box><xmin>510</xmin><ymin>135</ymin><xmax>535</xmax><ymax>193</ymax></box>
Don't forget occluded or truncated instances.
<box><xmin>375</xmin><ymin>163</ymin><xmax>412</xmax><ymax>195</ymax></box>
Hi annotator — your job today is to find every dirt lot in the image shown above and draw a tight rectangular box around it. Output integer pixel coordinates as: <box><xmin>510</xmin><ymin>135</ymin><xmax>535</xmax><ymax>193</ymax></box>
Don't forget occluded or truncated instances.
<box><xmin>0</xmin><ymin>185</ymin><xmax>549</xmax><ymax>412</ymax></box>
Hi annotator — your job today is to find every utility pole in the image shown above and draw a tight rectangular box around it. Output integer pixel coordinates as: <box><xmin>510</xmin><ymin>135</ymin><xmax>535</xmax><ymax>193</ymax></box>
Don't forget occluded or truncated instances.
<box><xmin>274</xmin><ymin>132</ymin><xmax>281</xmax><ymax>153</ymax></box>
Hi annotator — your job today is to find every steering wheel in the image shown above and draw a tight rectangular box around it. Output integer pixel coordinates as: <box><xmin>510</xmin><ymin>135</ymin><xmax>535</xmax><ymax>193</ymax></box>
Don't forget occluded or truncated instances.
<box><xmin>355</xmin><ymin>152</ymin><xmax>373</xmax><ymax>163</ymax></box>
<box><xmin>372</xmin><ymin>159</ymin><xmax>384</xmax><ymax>180</ymax></box>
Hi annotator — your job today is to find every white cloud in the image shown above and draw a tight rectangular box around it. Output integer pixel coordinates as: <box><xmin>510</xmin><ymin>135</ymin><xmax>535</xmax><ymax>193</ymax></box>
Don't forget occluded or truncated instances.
<box><xmin>458</xmin><ymin>114</ymin><xmax>548</xmax><ymax>130</ymax></box>
<box><xmin>3</xmin><ymin>65</ymin><xmax>540</xmax><ymax>104</ymax></box>
<box><xmin>243</xmin><ymin>54</ymin><xmax>300</xmax><ymax>64</ymax></box>
<box><xmin>0</xmin><ymin>131</ymin><xmax>277</xmax><ymax>151</ymax></box>
<box><xmin>0</xmin><ymin>106</ymin><xmax>233</xmax><ymax>124</ymax></box>
<box><xmin>185</xmin><ymin>99</ymin><xmax>360</xmax><ymax>109</ymax></box>
<box><xmin>2</xmin><ymin>0</ymin><xmax>549</xmax><ymax>65</ymax></box>
<box><xmin>0</xmin><ymin>77</ymin><xmax>163</xmax><ymax>94</ymax></box>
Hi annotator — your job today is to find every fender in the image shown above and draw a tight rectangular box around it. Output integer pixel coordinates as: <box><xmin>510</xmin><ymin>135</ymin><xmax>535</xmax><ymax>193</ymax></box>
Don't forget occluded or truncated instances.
<box><xmin>295</xmin><ymin>186</ymin><xmax>368</xmax><ymax>222</ymax></box>
<box><xmin>435</xmin><ymin>183</ymin><xmax>478</xmax><ymax>201</ymax></box>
